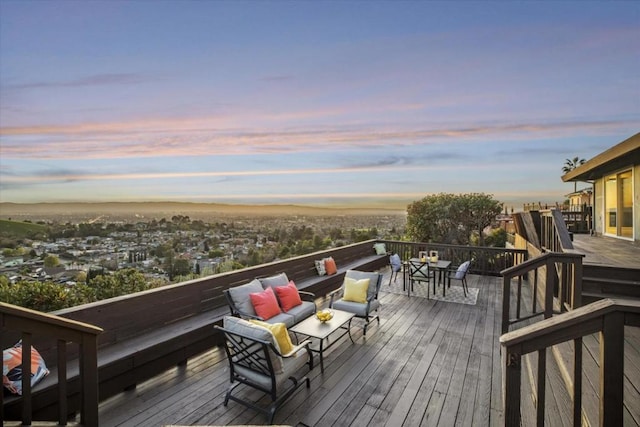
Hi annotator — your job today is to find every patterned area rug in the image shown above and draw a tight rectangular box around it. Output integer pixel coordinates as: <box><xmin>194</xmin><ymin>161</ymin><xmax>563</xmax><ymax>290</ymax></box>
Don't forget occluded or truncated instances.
<box><xmin>382</xmin><ymin>278</ymin><xmax>479</xmax><ymax>305</ymax></box>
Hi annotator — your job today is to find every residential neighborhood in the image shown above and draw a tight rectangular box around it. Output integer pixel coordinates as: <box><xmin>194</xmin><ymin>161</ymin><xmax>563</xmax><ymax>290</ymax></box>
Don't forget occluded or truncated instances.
<box><xmin>0</xmin><ymin>212</ymin><xmax>406</xmax><ymax>286</ymax></box>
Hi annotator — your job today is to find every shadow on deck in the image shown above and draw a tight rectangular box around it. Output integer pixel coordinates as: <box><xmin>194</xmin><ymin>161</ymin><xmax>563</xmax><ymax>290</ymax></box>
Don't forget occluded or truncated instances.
<box><xmin>98</xmin><ymin>269</ymin><xmax>505</xmax><ymax>427</ymax></box>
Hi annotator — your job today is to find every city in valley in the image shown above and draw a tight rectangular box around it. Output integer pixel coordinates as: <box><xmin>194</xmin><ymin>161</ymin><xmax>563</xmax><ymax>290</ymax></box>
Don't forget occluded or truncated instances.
<box><xmin>0</xmin><ymin>202</ymin><xmax>407</xmax><ymax>286</ymax></box>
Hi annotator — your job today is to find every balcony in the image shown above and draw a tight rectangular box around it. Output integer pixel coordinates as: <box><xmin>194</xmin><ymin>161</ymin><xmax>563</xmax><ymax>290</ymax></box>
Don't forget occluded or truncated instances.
<box><xmin>3</xmin><ymin>238</ymin><xmax>639</xmax><ymax>426</ymax></box>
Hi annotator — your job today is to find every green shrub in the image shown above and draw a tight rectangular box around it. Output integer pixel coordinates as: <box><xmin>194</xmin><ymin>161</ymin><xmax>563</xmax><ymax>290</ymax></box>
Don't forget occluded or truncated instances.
<box><xmin>0</xmin><ymin>280</ymin><xmax>95</xmax><ymax>312</ymax></box>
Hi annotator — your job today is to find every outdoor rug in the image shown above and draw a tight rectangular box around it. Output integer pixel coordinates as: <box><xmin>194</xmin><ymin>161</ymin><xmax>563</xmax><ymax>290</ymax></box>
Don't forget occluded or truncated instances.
<box><xmin>382</xmin><ymin>278</ymin><xmax>479</xmax><ymax>305</ymax></box>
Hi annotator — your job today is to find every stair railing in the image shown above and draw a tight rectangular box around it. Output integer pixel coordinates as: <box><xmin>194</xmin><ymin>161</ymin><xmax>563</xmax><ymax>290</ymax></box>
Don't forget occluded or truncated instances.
<box><xmin>500</xmin><ymin>298</ymin><xmax>640</xmax><ymax>427</ymax></box>
<box><xmin>501</xmin><ymin>252</ymin><xmax>584</xmax><ymax>335</ymax></box>
<box><xmin>539</xmin><ymin>209</ymin><xmax>574</xmax><ymax>252</ymax></box>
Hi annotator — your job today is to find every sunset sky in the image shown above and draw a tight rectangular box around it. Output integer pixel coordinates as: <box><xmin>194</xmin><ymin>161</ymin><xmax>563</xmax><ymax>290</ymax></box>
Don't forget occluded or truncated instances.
<box><xmin>1</xmin><ymin>1</ymin><xmax>638</xmax><ymax>210</ymax></box>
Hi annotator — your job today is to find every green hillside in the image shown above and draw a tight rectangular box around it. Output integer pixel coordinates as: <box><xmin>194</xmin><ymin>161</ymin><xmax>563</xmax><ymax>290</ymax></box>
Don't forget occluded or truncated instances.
<box><xmin>0</xmin><ymin>219</ymin><xmax>48</xmax><ymax>239</ymax></box>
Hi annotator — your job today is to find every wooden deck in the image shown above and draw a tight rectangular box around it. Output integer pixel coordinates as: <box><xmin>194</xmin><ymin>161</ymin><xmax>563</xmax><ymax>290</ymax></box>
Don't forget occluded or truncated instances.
<box><xmin>97</xmin><ymin>269</ymin><xmax>506</xmax><ymax>427</ymax></box>
<box><xmin>572</xmin><ymin>234</ymin><xmax>640</xmax><ymax>268</ymax></box>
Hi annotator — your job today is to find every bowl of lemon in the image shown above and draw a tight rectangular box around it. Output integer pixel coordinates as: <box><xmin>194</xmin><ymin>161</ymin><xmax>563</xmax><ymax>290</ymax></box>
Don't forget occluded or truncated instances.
<box><xmin>316</xmin><ymin>309</ymin><xmax>334</xmax><ymax>323</ymax></box>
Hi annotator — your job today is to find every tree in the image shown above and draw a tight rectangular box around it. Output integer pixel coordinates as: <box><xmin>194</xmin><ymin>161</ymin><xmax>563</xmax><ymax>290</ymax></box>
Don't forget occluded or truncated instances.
<box><xmin>454</xmin><ymin>193</ymin><xmax>504</xmax><ymax>246</ymax></box>
<box><xmin>44</xmin><ymin>254</ymin><xmax>60</xmax><ymax>268</ymax></box>
<box><xmin>172</xmin><ymin>257</ymin><xmax>192</xmax><ymax>279</ymax></box>
<box><xmin>562</xmin><ymin>156</ymin><xmax>586</xmax><ymax>192</ymax></box>
<box><xmin>406</xmin><ymin>193</ymin><xmax>502</xmax><ymax>245</ymax></box>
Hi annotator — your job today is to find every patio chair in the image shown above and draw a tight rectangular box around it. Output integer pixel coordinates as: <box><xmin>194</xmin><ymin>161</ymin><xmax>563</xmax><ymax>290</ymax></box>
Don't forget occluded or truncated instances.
<box><xmin>215</xmin><ymin>316</ymin><xmax>313</xmax><ymax>424</ymax></box>
<box><xmin>408</xmin><ymin>258</ymin><xmax>435</xmax><ymax>298</ymax></box>
<box><xmin>446</xmin><ymin>260</ymin><xmax>471</xmax><ymax>296</ymax></box>
<box><xmin>329</xmin><ymin>269</ymin><xmax>383</xmax><ymax>336</ymax></box>
<box><xmin>388</xmin><ymin>253</ymin><xmax>402</xmax><ymax>285</ymax></box>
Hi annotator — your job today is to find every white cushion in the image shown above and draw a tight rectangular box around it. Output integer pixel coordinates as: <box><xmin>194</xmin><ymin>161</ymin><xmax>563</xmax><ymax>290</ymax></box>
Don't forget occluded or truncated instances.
<box><xmin>315</xmin><ymin>260</ymin><xmax>326</xmax><ymax>276</ymax></box>
<box><xmin>373</xmin><ymin>243</ymin><xmax>387</xmax><ymax>255</ymax></box>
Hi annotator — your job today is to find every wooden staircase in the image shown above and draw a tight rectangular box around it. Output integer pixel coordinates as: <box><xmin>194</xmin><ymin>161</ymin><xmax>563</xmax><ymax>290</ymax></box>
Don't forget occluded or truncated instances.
<box><xmin>582</xmin><ymin>264</ymin><xmax>640</xmax><ymax>304</ymax></box>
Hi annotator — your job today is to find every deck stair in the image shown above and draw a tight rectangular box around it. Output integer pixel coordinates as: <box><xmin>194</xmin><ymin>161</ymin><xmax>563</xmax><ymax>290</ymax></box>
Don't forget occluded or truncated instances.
<box><xmin>581</xmin><ymin>264</ymin><xmax>640</xmax><ymax>304</ymax></box>
<box><xmin>510</xmin><ymin>281</ymin><xmax>640</xmax><ymax>426</ymax></box>
<box><xmin>511</xmin><ymin>323</ymin><xmax>640</xmax><ymax>427</ymax></box>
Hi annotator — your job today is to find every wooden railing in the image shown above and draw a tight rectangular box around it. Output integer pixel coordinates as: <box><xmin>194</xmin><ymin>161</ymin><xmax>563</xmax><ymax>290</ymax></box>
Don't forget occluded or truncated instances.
<box><xmin>0</xmin><ymin>302</ymin><xmax>103</xmax><ymax>426</ymax></box>
<box><xmin>539</xmin><ymin>209</ymin><xmax>574</xmax><ymax>252</ymax></box>
<box><xmin>501</xmin><ymin>252</ymin><xmax>584</xmax><ymax>334</ymax></box>
<box><xmin>382</xmin><ymin>240</ymin><xmax>527</xmax><ymax>276</ymax></box>
<box><xmin>500</xmin><ymin>298</ymin><xmax>640</xmax><ymax>427</ymax></box>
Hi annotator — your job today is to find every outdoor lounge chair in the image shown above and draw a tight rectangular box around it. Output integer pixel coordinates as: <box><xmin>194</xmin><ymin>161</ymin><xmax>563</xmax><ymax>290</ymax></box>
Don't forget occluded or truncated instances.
<box><xmin>215</xmin><ymin>316</ymin><xmax>313</xmax><ymax>424</ymax></box>
<box><xmin>328</xmin><ymin>269</ymin><xmax>382</xmax><ymax>336</ymax></box>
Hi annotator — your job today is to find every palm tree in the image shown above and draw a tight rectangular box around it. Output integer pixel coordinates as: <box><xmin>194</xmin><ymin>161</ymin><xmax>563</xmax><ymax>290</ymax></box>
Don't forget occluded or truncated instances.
<box><xmin>562</xmin><ymin>156</ymin><xmax>586</xmax><ymax>192</ymax></box>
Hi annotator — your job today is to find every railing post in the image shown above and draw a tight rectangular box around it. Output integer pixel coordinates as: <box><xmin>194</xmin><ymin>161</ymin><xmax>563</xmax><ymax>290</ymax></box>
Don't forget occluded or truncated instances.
<box><xmin>21</xmin><ymin>333</ymin><xmax>33</xmax><ymax>426</ymax></box>
<box><xmin>600</xmin><ymin>311</ymin><xmax>624</xmax><ymax>426</ymax></box>
<box><xmin>80</xmin><ymin>333</ymin><xmax>100</xmax><ymax>427</ymax></box>
<box><xmin>544</xmin><ymin>259</ymin><xmax>554</xmax><ymax>319</ymax></box>
<box><xmin>502</xmin><ymin>344</ymin><xmax>522</xmax><ymax>426</ymax></box>
<box><xmin>573</xmin><ymin>337</ymin><xmax>582</xmax><ymax>427</ymax></box>
<box><xmin>536</xmin><ymin>348</ymin><xmax>546</xmax><ymax>426</ymax></box>
<box><xmin>502</xmin><ymin>275</ymin><xmax>511</xmax><ymax>334</ymax></box>
<box><xmin>572</xmin><ymin>256</ymin><xmax>582</xmax><ymax>309</ymax></box>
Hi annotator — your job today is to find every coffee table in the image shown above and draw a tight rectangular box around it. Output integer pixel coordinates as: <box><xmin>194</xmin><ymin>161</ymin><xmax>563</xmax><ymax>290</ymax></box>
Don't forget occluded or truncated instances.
<box><xmin>289</xmin><ymin>309</ymin><xmax>356</xmax><ymax>372</ymax></box>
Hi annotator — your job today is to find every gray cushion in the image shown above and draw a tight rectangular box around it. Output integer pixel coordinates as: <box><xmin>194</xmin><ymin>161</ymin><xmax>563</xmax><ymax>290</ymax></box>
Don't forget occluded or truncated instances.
<box><xmin>227</xmin><ymin>279</ymin><xmax>263</xmax><ymax>316</ymax></box>
<box><xmin>234</xmin><ymin>346</ymin><xmax>309</xmax><ymax>390</ymax></box>
<box><xmin>284</xmin><ymin>301</ymin><xmax>315</xmax><ymax>324</ymax></box>
<box><xmin>345</xmin><ymin>270</ymin><xmax>381</xmax><ymax>301</ymax></box>
<box><xmin>455</xmin><ymin>261</ymin><xmax>471</xmax><ymax>279</ymax></box>
<box><xmin>264</xmin><ymin>312</ymin><xmax>296</xmax><ymax>328</ymax></box>
<box><xmin>259</xmin><ymin>272</ymin><xmax>289</xmax><ymax>290</ymax></box>
<box><xmin>332</xmin><ymin>299</ymin><xmax>380</xmax><ymax>317</ymax></box>
<box><xmin>390</xmin><ymin>254</ymin><xmax>402</xmax><ymax>271</ymax></box>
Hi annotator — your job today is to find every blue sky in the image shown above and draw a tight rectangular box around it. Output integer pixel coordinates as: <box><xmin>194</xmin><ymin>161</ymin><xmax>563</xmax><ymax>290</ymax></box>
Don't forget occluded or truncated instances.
<box><xmin>1</xmin><ymin>1</ymin><xmax>638</xmax><ymax>210</ymax></box>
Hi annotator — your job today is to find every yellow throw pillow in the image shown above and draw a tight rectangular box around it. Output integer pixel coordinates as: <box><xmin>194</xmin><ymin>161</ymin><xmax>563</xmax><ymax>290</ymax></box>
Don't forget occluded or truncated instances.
<box><xmin>342</xmin><ymin>277</ymin><xmax>370</xmax><ymax>303</ymax></box>
<box><xmin>249</xmin><ymin>320</ymin><xmax>294</xmax><ymax>355</ymax></box>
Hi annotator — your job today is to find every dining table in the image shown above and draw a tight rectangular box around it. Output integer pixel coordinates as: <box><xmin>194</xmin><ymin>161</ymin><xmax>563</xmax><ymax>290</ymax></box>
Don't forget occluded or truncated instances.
<box><xmin>404</xmin><ymin>257</ymin><xmax>452</xmax><ymax>297</ymax></box>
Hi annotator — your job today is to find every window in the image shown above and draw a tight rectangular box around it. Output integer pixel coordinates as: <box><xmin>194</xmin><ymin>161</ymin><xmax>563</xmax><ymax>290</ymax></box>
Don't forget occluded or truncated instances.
<box><xmin>604</xmin><ymin>169</ymin><xmax>633</xmax><ymax>238</ymax></box>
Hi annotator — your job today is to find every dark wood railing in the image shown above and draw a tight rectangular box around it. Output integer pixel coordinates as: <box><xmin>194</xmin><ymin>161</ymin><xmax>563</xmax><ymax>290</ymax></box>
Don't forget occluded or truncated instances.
<box><xmin>539</xmin><ymin>209</ymin><xmax>574</xmax><ymax>252</ymax></box>
<box><xmin>0</xmin><ymin>302</ymin><xmax>103</xmax><ymax>426</ymax></box>
<box><xmin>501</xmin><ymin>252</ymin><xmax>583</xmax><ymax>334</ymax></box>
<box><xmin>382</xmin><ymin>239</ymin><xmax>527</xmax><ymax>276</ymax></box>
<box><xmin>500</xmin><ymin>298</ymin><xmax>640</xmax><ymax>427</ymax></box>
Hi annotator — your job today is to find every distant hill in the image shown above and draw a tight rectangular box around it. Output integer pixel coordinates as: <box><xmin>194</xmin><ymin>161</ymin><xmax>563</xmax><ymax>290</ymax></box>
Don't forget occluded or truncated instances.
<box><xmin>0</xmin><ymin>202</ymin><xmax>406</xmax><ymax>223</ymax></box>
<box><xmin>0</xmin><ymin>219</ymin><xmax>48</xmax><ymax>239</ymax></box>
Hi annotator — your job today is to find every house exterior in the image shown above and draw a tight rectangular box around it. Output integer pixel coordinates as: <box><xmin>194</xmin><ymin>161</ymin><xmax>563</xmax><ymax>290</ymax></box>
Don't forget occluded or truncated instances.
<box><xmin>564</xmin><ymin>187</ymin><xmax>593</xmax><ymax>211</ymax></box>
<box><xmin>562</xmin><ymin>132</ymin><xmax>640</xmax><ymax>241</ymax></box>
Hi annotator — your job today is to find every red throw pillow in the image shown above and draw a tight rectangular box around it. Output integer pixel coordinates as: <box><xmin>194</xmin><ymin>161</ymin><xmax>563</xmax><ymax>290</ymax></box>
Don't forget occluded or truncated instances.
<box><xmin>324</xmin><ymin>257</ymin><xmax>337</xmax><ymax>275</ymax></box>
<box><xmin>275</xmin><ymin>280</ymin><xmax>303</xmax><ymax>312</ymax></box>
<box><xmin>249</xmin><ymin>287</ymin><xmax>282</xmax><ymax>320</ymax></box>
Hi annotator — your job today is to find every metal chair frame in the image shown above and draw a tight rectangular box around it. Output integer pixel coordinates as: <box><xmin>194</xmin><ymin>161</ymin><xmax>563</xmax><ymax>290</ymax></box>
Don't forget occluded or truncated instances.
<box><xmin>215</xmin><ymin>325</ymin><xmax>313</xmax><ymax>424</ymax></box>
